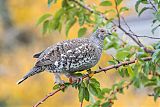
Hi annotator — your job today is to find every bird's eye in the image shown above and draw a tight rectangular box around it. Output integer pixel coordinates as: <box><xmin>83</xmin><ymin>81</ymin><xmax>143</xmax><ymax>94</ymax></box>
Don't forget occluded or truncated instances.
<box><xmin>100</xmin><ymin>29</ymin><xmax>105</xmax><ymax>32</ymax></box>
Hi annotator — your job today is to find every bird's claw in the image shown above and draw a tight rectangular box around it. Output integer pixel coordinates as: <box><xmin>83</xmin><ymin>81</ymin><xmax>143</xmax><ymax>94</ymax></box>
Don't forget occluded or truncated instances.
<box><xmin>54</xmin><ymin>80</ymin><xmax>65</xmax><ymax>85</ymax></box>
<box><xmin>69</xmin><ymin>76</ymin><xmax>82</xmax><ymax>84</ymax></box>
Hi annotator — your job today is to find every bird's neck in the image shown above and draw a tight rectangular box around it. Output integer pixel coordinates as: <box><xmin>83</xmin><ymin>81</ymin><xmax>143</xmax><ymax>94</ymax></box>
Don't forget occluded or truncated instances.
<box><xmin>89</xmin><ymin>36</ymin><xmax>104</xmax><ymax>49</ymax></box>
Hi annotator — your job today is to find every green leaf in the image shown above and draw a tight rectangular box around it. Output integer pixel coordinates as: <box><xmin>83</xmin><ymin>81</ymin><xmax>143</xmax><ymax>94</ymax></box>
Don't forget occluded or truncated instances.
<box><xmin>143</xmin><ymin>62</ymin><xmax>150</xmax><ymax>75</ymax></box>
<box><xmin>119</xmin><ymin>88</ymin><xmax>124</xmax><ymax>94</ymax></box>
<box><xmin>48</xmin><ymin>0</ymin><xmax>57</xmax><ymax>6</ymax></box>
<box><xmin>152</xmin><ymin>49</ymin><xmax>160</xmax><ymax>63</ymax></box>
<box><xmin>152</xmin><ymin>25</ymin><xmax>160</xmax><ymax>34</ymax></box>
<box><xmin>78</xmin><ymin>12</ymin><xmax>85</xmax><ymax>26</ymax></box>
<box><xmin>65</xmin><ymin>18</ymin><xmax>76</xmax><ymax>36</ymax></box>
<box><xmin>137</xmin><ymin>52</ymin><xmax>149</xmax><ymax>58</ymax></box>
<box><xmin>89</xmin><ymin>83</ymin><xmax>99</xmax><ymax>96</ymax></box>
<box><xmin>116</xmin><ymin>50</ymin><xmax>130</xmax><ymax>60</ymax></box>
<box><xmin>149</xmin><ymin>62</ymin><xmax>156</xmax><ymax>72</ymax></box>
<box><xmin>104</xmin><ymin>9</ymin><xmax>116</xmax><ymax>14</ymax></box>
<box><xmin>84</xmin><ymin>15</ymin><xmax>93</xmax><ymax>23</ymax></box>
<box><xmin>135</xmin><ymin>0</ymin><xmax>141</xmax><ymax>12</ymax></box>
<box><xmin>79</xmin><ymin>87</ymin><xmax>85</xmax><ymax>102</ymax></box>
<box><xmin>91</xmin><ymin>100</ymin><xmax>101</xmax><ymax>107</ymax></box>
<box><xmin>101</xmin><ymin>102</ymin><xmax>111</xmax><ymax>107</ymax></box>
<box><xmin>51</xmin><ymin>8</ymin><xmax>64</xmax><ymax>30</ymax></box>
<box><xmin>118</xmin><ymin>69</ymin><xmax>125</xmax><ymax>77</ymax></box>
<box><xmin>53</xmin><ymin>84</ymin><xmax>60</xmax><ymax>90</ymax></box>
<box><xmin>100</xmin><ymin>1</ymin><xmax>112</xmax><ymax>6</ymax></box>
<box><xmin>81</xmin><ymin>81</ymin><xmax>85</xmax><ymax>87</ymax></box>
<box><xmin>62</xmin><ymin>0</ymin><xmax>69</xmax><ymax>8</ymax></box>
<box><xmin>119</xmin><ymin>7</ymin><xmax>129</xmax><ymax>13</ymax></box>
<box><xmin>141</xmin><ymin>0</ymin><xmax>148</xmax><ymax>4</ymax></box>
<box><xmin>138</xmin><ymin>7</ymin><xmax>151</xmax><ymax>16</ymax></box>
<box><xmin>154</xmin><ymin>87</ymin><xmax>160</xmax><ymax>101</ymax></box>
<box><xmin>116</xmin><ymin>0</ymin><xmax>123</xmax><ymax>5</ymax></box>
<box><xmin>155</xmin><ymin>11</ymin><xmax>160</xmax><ymax>21</ymax></box>
<box><xmin>133</xmin><ymin>77</ymin><xmax>141</xmax><ymax>88</ymax></box>
<box><xmin>144</xmin><ymin>81</ymin><xmax>157</xmax><ymax>87</ymax></box>
<box><xmin>90</xmin><ymin>78</ymin><xmax>100</xmax><ymax>88</ymax></box>
<box><xmin>48</xmin><ymin>0</ymin><xmax>57</xmax><ymax>4</ymax></box>
<box><xmin>108</xmin><ymin>60</ymin><xmax>116</xmax><ymax>65</ymax></box>
<box><xmin>101</xmin><ymin>88</ymin><xmax>112</xmax><ymax>94</ymax></box>
<box><xmin>84</xmin><ymin>87</ymin><xmax>90</xmax><ymax>101</ymax></box>
<box><xmin>78</xmin><ymin>27</ymin><xmax>87</xmax><ymax>38</ymax></box>
<box><xmin>42</xmin><ymin>20</ymin><xmax>50</xmax><ymax>35</ymax></box>
<box><xmin>36</xmin><ymin>13</ymin><xmax>52</xmax><ymax>26</ymax></box>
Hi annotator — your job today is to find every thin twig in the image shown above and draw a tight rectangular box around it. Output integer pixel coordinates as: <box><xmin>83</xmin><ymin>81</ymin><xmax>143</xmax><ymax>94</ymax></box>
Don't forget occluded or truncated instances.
<box><xmin>70</xmin><ymin>0</ymin><xmax>156</xmax><ymax>53</ymax></box>
<box><xmin>148</xmin><ymin>0</ymin><xmax>158</xmax><ymax>12</ymax></box>
<box><xmin>120</xmin><ymin>16</ymin><xmax>144</xmax><ymax>47</ymax></box>
<box><xmin>33</xmin><ymin>57</ymin><xmax>152</xmax><ymax>107</ymax></box>
<box><xmin>80</xmin><ymin>100</ymin><xmax>83</xmax><ymax>107</ymax></box>
<box><xmin>122</xmin><ymin>16</ymin><xmax>160</xmax><ymax>52</ymax></box>
<box><xmin>121</xmin><ymin>17</ymin><xmax>134</xmax><ymax>34</ymax></box>
<box><xmin>68</xmin><ymin>0</ymin><xmax>94</xmax><ymax>13</ymax></box>
<box><xmin>148</xmin><ymin>93</ymin><xmax>160</xmax><ymax>98</ymax></box>
<box><xmin>121</xmin><ymin>16</ymin><xmax>143</xmax><ymax>45</ymax></box>
<box><xmin>122</xmin><ymin>17</ymin><xmax>160</xmax><ymax>39</ymax></box>
<box><xmin>70</xmin><ymin>0</ymin><xmax>141</xmax><ymax>46</ymax></box>
<box><xmin>115</xmin><ymin>0</ymin><xmax>121</xmax><ymax>27</ymax></box>
<box><xmin>106</xmin><ymin>81</ymin><xmax>133</xmax><ymax>101</ymax></box>
<box><xmin>93</xmin><ymin>57</ymin><xmax>152</xmax><ymax>74</ymax></box>
<box><xmin>33</xmin><ymin>85</ymin><xmax>66</xmax><ymax>107</ymax></box>
<box><xmin>132</xmin><ymin>34</ymin><xmax>160</xmax><ymax>39</ymax></box>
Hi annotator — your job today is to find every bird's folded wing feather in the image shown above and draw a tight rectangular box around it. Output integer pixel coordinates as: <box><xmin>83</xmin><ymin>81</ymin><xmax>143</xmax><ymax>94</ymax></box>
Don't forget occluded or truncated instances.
<box><xmin>34</xmin><ymin>38</ymin><xmax>93</xmax><ymax>66</ymax></box>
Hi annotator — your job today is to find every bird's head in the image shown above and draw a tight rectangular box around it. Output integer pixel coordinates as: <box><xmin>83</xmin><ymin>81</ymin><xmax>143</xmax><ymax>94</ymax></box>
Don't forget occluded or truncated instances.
<box><xmin>92</xmin><ymin>28</ymin><xmax>109</xmax><ymax>41</ymax></box>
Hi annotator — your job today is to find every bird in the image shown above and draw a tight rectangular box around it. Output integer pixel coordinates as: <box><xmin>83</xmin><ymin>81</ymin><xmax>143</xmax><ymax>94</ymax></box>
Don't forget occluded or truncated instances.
<box><xmin>17</xmin><ymin>28</ymin><xmax>109</xmax><ymax>85</ymax></box>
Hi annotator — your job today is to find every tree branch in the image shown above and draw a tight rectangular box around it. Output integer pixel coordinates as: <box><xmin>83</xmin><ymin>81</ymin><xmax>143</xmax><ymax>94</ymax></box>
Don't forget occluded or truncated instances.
<box><xmin>80</xmin><ymin>100</ymin><xmax>83</xmax><ymax>107</ymax></box>
<box><xmin>132</xmin><ymin>34</ymin><xmax>160</xmax><ymax>39</ymax></box>
<box><xmin>148</xmin><ymin>0</ymin><xmax>158</xmax><ymax>12</ymax></box>
<box><xmin>148</xmin><ymin>93</ymin><xmax>160</xmax><ymax>97</ymax></box>
<box><xmin>33</xmin><ymin>85</ymin><xmax>66</xmax><ymax>107</ymax></box>
<box><xmin>121</xmin><ymin>16</ymin><xmax>160</xmax><ymax>40</ymax></box>
<box><xmin>93</xmin><ymin>57</ymin><xmax>152</xmax><ymax>74</ymax></box>
<box><xmin>33</xmin><ymin>57</ymin><xmax>152</xmax><ymax>107</ymax></box>
<box><xmin>70</xmin><ymin>0</ymin><xmax>155</xmax><ymax>53</ymax></box>
<box><xmin>106</xmin><ymin>81</ymin><xmax>133</xmax><ymax>101</ymax></box>
<box><xmin>115</xmin><ymin>0</ymin><xmax>121</xmax><ymax>27</ymax></box>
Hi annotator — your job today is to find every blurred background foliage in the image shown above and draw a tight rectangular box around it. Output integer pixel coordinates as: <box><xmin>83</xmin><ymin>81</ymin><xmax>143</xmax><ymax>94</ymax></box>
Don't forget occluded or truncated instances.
<box><xmin>0</xmin><ymin>0</ymin><xmax>160</xmax><ymax>107</ymax></box>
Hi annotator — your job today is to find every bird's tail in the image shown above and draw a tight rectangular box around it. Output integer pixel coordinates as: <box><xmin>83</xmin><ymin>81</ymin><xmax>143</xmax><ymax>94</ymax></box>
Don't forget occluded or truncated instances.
<box><xmin>16</xmin><ymin>66</ymin><xmax>45</xmax><ymax>85</ymax></box>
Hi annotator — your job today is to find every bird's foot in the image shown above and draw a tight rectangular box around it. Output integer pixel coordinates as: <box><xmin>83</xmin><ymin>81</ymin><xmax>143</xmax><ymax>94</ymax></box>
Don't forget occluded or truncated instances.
<box><xmin>65</xmin><ymin>73</ymin><xmax>83</xmax><ymax>84</ymax></box>
<box><xmin>54</xmin><ymin>79</ymin><xmax>65</xmax><ymax>85</ymax></box>
<box><xmin>54</xmin><ymin>73</ymin><xmax>65</xmax><ymax>85</ymax></box>
<box><xmin>69</xmin><ymin>76</ymin><xmax>82</xmax><ymax>84</ymax></box>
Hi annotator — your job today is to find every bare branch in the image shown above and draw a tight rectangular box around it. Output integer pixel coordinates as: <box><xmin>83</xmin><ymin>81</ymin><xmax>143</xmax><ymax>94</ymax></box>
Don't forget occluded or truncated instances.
<box><xmin>33</xmin><ymin>85</ymin><xmax>66</xmax><ymax>107</ymax></box>
<box><xmin>68</xmin><ymin>0</ymin><xmax>94</xmax><ymax>13</ymax></box>
<box><xmin>121</xmin><ymin>16</ymin><xmax>144</xmax><ymax>45</ymax></box>
<box><xmin>122</xmin><ymin>17</ymin><xmax>160</xmax><ymax>39</ymax></box>
<box><xmin>121</xmin><ymin>17</ymin><xmax>134</xmax><ymax>34</ymax></box>
<box><xmin>132</xmin><ymin>34</ymin><xmax>160</xmax><ymax>39</ymax></box>
<box><xmin>70</xmin><ymin>0</ymin><xmax>155</xmax><ymax>53</ymax></box>
<box><xmin>93</xmin><ymin>57</ymin><xmax>152</xmax><ymax>74</ymax></box>
<box><xmin>115</xmin><ymin>0</ymin><xmax>121</xmax><ymax>27</ymax></box>
<box><xmin>148</xmin><ymin>0</ymin><xmax>158</xmax><ymax>12</ymax></box>
<box><xmin>33</xmin><ymin>57</ymin><xmax>152</xmax><ymax>107</ymax></box>
<box><xmin>80</xmin><ymin>100</ymin><xmax>83</xmax><ymax>107</ymax></box>
<box><xmin>106</xmin><ymin>81</ymin><xmax>133</xmax><ymax>101</ymax></box>
<box><xmin>148</xmin><ymin>93</ymin><xmax>160</xmax><ymax>97</ymax></box>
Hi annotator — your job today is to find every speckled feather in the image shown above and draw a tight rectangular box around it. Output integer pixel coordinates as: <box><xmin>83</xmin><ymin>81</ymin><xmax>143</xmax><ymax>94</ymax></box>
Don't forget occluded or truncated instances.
<box><xmin>35</xmin><ymin>38</ymin><xmax>102</xmax><ymax>73</ymax></box>
<box><xmin>17</xmin><ymin>28</ymin><xmax>108</xmax><ymax>84</ymax></box>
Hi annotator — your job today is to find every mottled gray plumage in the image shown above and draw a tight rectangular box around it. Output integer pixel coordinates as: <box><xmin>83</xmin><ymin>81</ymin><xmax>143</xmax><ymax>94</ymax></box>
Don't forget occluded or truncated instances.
<box><xmin>17</xmin><ymin>28</ymin><xmax>108</xmax><ymax>84</ymax></box>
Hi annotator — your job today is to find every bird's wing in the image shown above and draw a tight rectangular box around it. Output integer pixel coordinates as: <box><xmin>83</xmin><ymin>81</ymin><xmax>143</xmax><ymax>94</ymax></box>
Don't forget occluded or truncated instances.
<box><xmin>33</xmin><ymin>50</ymin><xmax>44</xmax><ymax>58</ymax></box>
<box><xmin>35</xmin><ymin>38</ymin><xmax>92</xmax><ymax>66</ymax></box>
